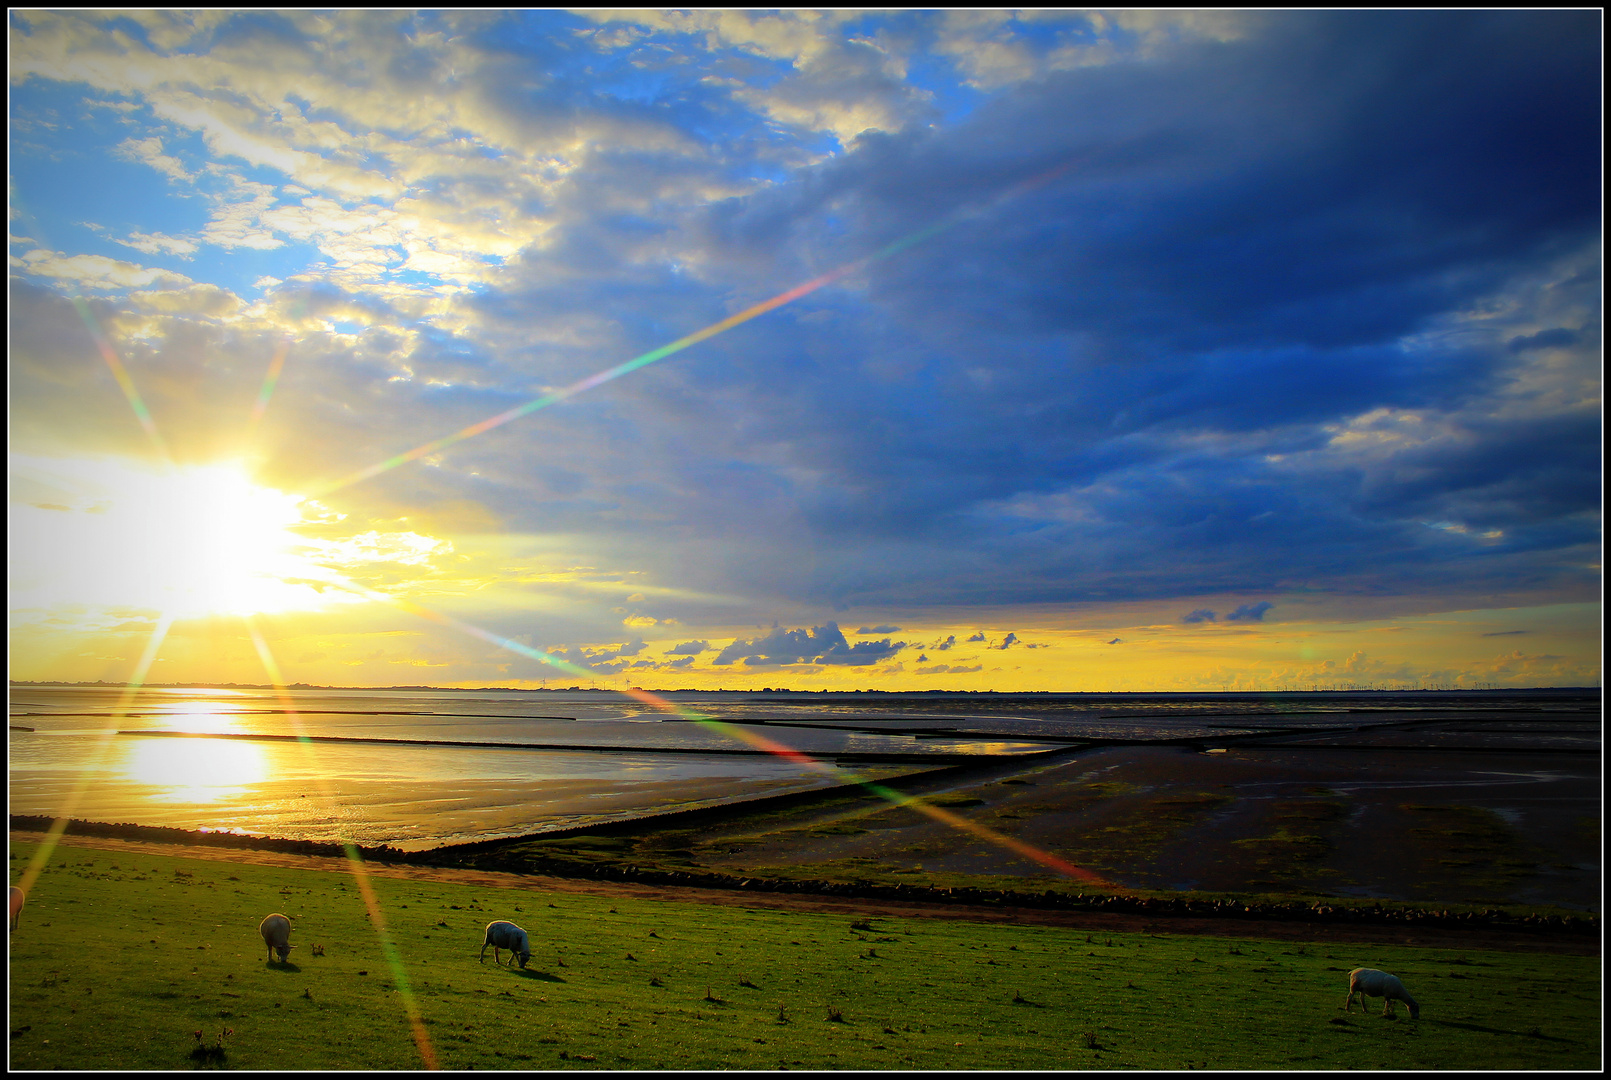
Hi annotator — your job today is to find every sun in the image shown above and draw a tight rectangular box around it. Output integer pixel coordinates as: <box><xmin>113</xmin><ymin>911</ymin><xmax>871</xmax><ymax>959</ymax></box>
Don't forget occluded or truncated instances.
<box><xmin>10</xmin><ymin>456</ymin><xmax>344</xmax><ymax>618</ymax></box>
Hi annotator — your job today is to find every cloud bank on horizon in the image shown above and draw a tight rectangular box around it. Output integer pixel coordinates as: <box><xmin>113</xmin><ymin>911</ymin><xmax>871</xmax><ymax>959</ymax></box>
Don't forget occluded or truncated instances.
<box><xmin>8</xmin><ymin>10</ymin><xmax>1601</xmax><ymax>690</ymax></box>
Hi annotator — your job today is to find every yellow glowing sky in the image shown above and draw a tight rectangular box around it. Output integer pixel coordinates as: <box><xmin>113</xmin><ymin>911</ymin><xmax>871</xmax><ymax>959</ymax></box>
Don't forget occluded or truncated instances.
<box><xmin>7</xmin><ymin>452</ymin><xmax>1600</xmax><ymax>696</ymax></box>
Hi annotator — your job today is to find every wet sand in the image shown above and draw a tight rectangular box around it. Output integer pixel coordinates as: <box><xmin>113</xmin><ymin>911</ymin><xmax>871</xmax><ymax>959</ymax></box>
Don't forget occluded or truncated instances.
<box><xmin>671</xmin><ymin>741</ymin><xmax>1601</xmax><ymax>911</ymax></box>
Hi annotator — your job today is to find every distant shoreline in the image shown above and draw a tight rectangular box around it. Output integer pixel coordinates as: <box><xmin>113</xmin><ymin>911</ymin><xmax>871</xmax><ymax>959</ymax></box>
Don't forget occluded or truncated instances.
<box><xmin>8</xmin><ymin>681</ymin><xmax>1601</xmax><ymax>695</ymax></box>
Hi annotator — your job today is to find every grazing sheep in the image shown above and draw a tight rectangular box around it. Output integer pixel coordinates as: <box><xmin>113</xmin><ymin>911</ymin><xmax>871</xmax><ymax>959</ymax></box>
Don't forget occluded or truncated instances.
<box><xmin>259</xmin><ymin>913</ymin><xmax>296</xmax><ymax>963</ymax></box>
<box><xmin>480</xmin><ymin>920</ymin><xmax>532</xmax><ymax>969</ymax></box>
<box><xmin>1345</xmin><ymin>967</ymin><xmax>1419</xmax><ymax>1019</ymax></box>
<box><xmin>9</xmin><ymin>886</ymin><xmax>23</xmax><ymax>931</ymax></box>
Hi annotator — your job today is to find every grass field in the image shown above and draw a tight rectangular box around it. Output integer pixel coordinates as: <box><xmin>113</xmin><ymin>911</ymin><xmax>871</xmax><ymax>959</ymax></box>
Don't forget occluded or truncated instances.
<box><xmin>8</xmin><ymin>840</ymin><xmax>1600</xmax><ymax>1071</ymax></box>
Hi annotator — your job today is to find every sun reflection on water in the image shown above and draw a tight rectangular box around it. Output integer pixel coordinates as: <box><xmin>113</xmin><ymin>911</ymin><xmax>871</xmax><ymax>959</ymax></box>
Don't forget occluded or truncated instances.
<box><xmin>120</xmin><ymin>737</ymin><xmax>268</xmax><ymax>803</ymax></box>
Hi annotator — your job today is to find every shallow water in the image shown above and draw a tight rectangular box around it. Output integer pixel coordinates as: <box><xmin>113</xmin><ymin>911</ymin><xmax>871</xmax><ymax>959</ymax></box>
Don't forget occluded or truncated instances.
<box><xmin>8</xmin><ymin>686</ymin><xmax>1068</xmax><ymax>848</ymax></box>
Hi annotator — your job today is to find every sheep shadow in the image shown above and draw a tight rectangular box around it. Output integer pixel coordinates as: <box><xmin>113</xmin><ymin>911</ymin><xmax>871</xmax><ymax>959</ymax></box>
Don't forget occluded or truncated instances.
<box><xmin>1426</xmin><ymin>1020</ymin><xmax>1575</xmax><ymax>1043</ymax></box>
<box><xmin>265</xmin><ymin>960</ymin><xmax>303</xmax><ymax>973</ymax></box>
<box><xmin>517</xmin><ymin>969</ymin><xmax>566</xmax><ymax>983</ymax></box>
<box><xmin>188</xmin><ymin>1045</ymin><xmax>228</xmax><ymax>1068</ymax></box>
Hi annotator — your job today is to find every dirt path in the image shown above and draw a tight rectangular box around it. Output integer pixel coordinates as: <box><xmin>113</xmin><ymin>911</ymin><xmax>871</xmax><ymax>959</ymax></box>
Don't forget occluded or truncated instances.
<box><xmin>15</xmin><ymin>832</ymin><xmax>1594</xmax><ymax>956</ymax></box>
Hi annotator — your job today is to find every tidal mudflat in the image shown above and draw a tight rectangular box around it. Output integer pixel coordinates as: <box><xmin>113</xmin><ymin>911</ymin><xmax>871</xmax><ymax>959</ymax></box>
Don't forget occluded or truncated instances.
<box><xmin>10</xmin><ymin>686</ymin><xmax>1598</xmax><ymax>911</ymax></box>
<box><xmin>451</xmin><ymin>688</ymin><xmax>1601</xmax><ymax>912</ymax></box>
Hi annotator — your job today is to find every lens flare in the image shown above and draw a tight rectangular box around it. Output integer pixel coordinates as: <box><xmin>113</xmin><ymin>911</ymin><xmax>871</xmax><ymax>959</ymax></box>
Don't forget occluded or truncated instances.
<box><xmin>247</xmin><ymin>337</ymin><xmax>291</xmax><ymax>438</ymax></box>
<box><xmin>306</xmin><ymin>155</ymin><xmax>1087</xmax><ymax>499</ymax></box>
<box><xmin>71</xmin><ymin>297</ymin><xmax>170</xmax><ymax>461</ymax></box>
<box><xmin>317</xmin><ymin>575</ymin><xmax>1109</xmax><ymax>886</ymax></box>
<box><xmin>247</xmin><ymin>620</ymin><xmax>439</xmax><ymax>1070</ymax></box>
<box><xmin>16</xmin><ymin>612</ymin><xmax>174</xmax><ymax>900</ymax></box>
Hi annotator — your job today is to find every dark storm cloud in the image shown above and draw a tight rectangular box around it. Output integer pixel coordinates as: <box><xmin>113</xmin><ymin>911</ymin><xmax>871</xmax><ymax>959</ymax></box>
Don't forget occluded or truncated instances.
<box><xmin>340</xmin><ymin>10</ymin><xmax>1594</xmax><ymax>619</ymax></box>
<box><xmin>504</xmin><ymin>9</ymin><xmax>1596</xmax><ymax>614</ymax></box>
<box><xmin>826</xmin><ymin>11</ymin><xmax>1599</xmax><ymax>353</ymax></box>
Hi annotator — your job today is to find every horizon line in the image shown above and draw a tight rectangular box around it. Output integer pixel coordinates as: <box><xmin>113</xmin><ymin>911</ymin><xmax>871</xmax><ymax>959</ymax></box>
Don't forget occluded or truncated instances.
<box><xmin>8</xmin><ymin>680</ymin><xmax>1598</xmax><ymax>694</ymax></box>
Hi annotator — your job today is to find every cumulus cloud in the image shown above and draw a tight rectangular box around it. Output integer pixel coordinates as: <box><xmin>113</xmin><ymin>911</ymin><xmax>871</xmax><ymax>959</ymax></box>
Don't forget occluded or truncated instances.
<box><xmin>112</xmin><ymin>136</ymin><xmax>195</xmax><ymax>182</ymax></box>
<box><xmin>714</xmin><ymin>622</ymin><xmax>906</xmax><ymax>667</ymax></box>
<box><xmin>12</xmin><ymin>249</ymin><xmax>194</xmax><ymax>291</ymax></box>
<box><xmin>1226</xmin><ymin>602</ymin><xmax>1274</xmax><ymax>623</ymax></box>
<box><xmin>1183</xmin><ymin>610</ymin><xmax>1217</xmax><ymax>624</ymax></box>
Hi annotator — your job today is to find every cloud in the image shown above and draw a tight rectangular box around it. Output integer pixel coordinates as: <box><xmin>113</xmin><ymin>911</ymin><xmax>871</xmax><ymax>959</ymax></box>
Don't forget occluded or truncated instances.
<box><xmin>1507</xmin><ymin>328</ymin><xmax>1580</xmax><ymax>353</ymax></box>
<box><xmin>857</xmin><ymin>624</ymin><xmax>901</xmax><ymax>634</ymax></box>
<box><xmin>966</xmin><ymin>632</ymin><xmax>987</xmax><ymax>642</ymax></box>
<box><xmin>1107</xmin><ymin>637</ymin><xmax>1122</xmax><ymax>644</ymax></box>
<box><xmin>12</xmin><ymin>249</ymin><xmax>194</xmax><ymax>291</ymax></box>
<box><xmin>1183</xmin><ymin>610</ymin><xmax>1217</xmax><ymax>624</ymax></box>
<box><xmin>115</xmin><ymin>231</ymin><xmax>202</xmax><ymax>258</ymax></box>
<box><xmin>530</xmin><ymin>636</ymin><xmax>655</xmax><ymax>676</ymax></box>
<box><xmin>666</xmin><ymin>640</ymin><xmax>711</xmax><ymax>655</ymax></box>
<box><xmin>112</xmin><ymin>136</ymin><xmax>196</xmax><ymax>182</ymax></box>
<box><xmin>1226</xmin><ymin>601</ymin><xmax>1273</xmax><ymax>622</ymax></box>
<box><xmin>916</xmin><ymin>663</ymin><xmax>983</xmax><ymax>675</ymax></box>
<box><xmin>997</xmin><ymin>632</ymin><xmax>1019</xmax><ymax>649</ymax></box>
<box><xmin>714</xmin><ymin>621</ymin><xmax>906</xmax><ymax>667</ymax></box>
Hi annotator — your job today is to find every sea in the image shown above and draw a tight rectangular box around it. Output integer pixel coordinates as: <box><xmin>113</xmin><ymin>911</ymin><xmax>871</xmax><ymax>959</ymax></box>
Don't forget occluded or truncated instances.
<box><xmin>7</xmin><ymin>684</ymin><xmax>1597</xmax><ymax>851</ymax></box>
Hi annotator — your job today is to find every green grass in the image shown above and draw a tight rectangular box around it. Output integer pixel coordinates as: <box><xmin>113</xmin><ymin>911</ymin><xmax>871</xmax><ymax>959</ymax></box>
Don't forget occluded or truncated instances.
<box><xmin>8</xmin><ymin>840</ymin><xmax>1600</xmax><ymax>1071</ymax></box>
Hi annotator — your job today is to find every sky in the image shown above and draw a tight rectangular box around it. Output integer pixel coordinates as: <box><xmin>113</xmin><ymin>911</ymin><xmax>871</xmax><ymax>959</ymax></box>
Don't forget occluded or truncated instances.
<box><xmin>8</xmin><ymin>9</ymin><xmax>1602</xmax><ymax>692</ymax></box>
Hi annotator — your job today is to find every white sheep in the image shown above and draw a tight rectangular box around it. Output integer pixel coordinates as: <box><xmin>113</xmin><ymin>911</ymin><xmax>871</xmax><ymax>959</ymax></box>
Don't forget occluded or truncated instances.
<box><xmin>1345</xmin><ymin>967</ymin><xmax>1419</xmax><ymax>1019</ymax></box>
<box><xmin>259</xmin><ymin>913</ymin><xmax>296</xmax><ymax>963</ymax></box>
<box><xmin>9</xmin><ymin>886</ymin><xmax>23</xmax><ymax>931</ymax></box>
<box><xmin>480</xmin><ymin>920</ymin><xmax>532</xmax><ymax>969</ymax></box>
